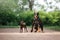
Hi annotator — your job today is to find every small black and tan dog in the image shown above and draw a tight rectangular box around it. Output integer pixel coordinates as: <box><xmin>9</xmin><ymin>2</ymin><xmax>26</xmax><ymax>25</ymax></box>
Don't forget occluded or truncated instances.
<box><xmin>20</xmin><ymin>20</ymin><xmax>28</xmax><ymax>33</ymax></box>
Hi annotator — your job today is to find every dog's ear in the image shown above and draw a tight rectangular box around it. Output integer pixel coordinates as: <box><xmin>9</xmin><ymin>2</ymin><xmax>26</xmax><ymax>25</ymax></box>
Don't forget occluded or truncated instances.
<box><xmin>37</xmin><ymin>12</ymin><xmax>39</xmax><ymax>16</ymax></box>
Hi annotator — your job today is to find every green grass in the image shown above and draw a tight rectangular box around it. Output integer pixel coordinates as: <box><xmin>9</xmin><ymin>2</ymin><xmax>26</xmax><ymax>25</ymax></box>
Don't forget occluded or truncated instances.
<box><xmin>44</xmin><ymin>25</ymin><xmax>60</xmax><ymax>31</ymax></box>
<box><xmin>0</xmin><ymin>25</ymin><xmax>60</xmax><ymax>31</ymax></box>
<box><xmin>0</xmin><ymin>25</ymin><xmax>32</xmax><ymax>28</ymax></box>
<box><xmin>0</xmin><ymin>26</ymin><xmax>19</xmax><ymax>28</ymax></box>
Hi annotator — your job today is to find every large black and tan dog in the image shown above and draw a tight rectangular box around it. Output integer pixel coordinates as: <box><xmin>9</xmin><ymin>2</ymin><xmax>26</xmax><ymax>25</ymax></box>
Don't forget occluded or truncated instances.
<box><xmin>31</xmin><ymin>12</ymin><xmax>43</xmax><ymax>32</ymax></box>
<box><xmin>20</xmin><ymin>20</ymin><xmax>28</xmax><ymax>32</ymax></box>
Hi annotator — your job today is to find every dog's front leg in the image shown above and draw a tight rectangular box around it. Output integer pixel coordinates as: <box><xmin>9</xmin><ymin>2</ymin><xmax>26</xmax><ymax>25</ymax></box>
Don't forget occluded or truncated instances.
<box><xmin>31</xmin><ymin>25</ymin><xmax>34</xmax><ymax>32</ymax></box>
<box><xmin>22</xmin><ymin>28</ymin><xmax>24</xmax><ymax>33</ymax></box>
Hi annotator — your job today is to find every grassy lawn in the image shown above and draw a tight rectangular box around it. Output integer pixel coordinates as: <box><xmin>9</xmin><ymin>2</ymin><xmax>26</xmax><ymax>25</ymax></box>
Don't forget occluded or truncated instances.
<box><xmin>44</xmin><ymin>25</ymin><xmax>60</xmax><ymax>31</ymax></box>
<box><xmin>0</xmin><ymin>26</ymin><xmax>19</xmax><ymax>28</ymax></box>
<box><xmin>0</xmin><ymin>25</ymin><xmax>31</xmax><ymax>28</ymax></box>
<box><xmin>0</xmin><ymin>25</ymin><xmax>60</xmax><ymax>31</ymax></box>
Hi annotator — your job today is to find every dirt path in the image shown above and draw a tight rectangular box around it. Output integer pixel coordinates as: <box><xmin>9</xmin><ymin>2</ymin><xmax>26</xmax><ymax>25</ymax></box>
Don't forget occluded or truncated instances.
<box><xmin>0</xmin><ymin>33</ymin><xmax>60</xmax><ymax>40</ymax></box>
<box><xmin>0</xmin><ymin>28</ymin><xmax>60</xmax><ymax>40</ymax></box>
<box><xmin>0</xmin><ymin>28</ymin><xmax>59</xmax><ymax>33</ymax></box>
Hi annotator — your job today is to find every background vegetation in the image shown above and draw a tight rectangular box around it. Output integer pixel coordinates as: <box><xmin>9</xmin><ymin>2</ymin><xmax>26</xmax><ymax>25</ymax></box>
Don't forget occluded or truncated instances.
<box><xmin>0</xmin><ymin>0</ymin><xmax>60</xmax><ymax>26</ymax></box>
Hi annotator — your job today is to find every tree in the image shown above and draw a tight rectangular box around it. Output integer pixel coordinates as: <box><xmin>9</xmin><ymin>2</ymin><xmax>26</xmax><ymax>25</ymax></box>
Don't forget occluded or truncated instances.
<box><xmin>28</xmin><ymin>0</ymin><xmax>34</xmax><ymax>10</ymax></box>
<box><xmin>18</xmin><ymin>0</ymin><xmax>34</xmax><ymax>10</ymax></box>
<box><xmin>44</xmin><ymin>0</ymin><xmax>60</xmax><ymax>11</ymax></box>
<box><xmin>0</xmin><ymin>0</ymin><xmax>18</xmax><ymax>25</ymax></box>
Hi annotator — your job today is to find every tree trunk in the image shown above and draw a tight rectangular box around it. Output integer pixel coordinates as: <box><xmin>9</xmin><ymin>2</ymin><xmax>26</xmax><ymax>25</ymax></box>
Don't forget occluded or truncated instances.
<box><xmin>28</xmin><ymin>0</ymin><xmax>34</xmax><ymax>10</ymax></box>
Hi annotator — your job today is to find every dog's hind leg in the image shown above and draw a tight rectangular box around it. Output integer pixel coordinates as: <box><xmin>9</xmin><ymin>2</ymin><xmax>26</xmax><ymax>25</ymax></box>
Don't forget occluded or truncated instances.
<box><xmin>37</xmin><ymin>26</ymin><xmax>40</xmax><ymax>32</ymax></box>
<box><xmin>25</xmin><ymin>27</ymin><xmax>28</xmax><ymax>32</ymax></box>
<box><xmin>20</xmin><ymin>27</ymin><xmax>23</xmax><ymax>33</ymax></box>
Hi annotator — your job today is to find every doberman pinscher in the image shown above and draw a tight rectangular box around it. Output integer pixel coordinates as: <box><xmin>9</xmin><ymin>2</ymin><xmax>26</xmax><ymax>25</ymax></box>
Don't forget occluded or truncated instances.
<box><xmin>31</xmin><ymin>12</ymin><xmax>43</xmax><ymax>32</ymax></box>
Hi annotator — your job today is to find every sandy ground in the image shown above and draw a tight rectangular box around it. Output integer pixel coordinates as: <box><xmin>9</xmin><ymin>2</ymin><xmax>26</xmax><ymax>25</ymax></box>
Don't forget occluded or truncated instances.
<box><xmin>0</xmin><ymin>28</ymin><xmax>60</xmax><ymax>40</ymax></box>
<box><xmin>0</xmin><ymin>28</ymin><xmax>58</xmax><ymax>33</ymax></box>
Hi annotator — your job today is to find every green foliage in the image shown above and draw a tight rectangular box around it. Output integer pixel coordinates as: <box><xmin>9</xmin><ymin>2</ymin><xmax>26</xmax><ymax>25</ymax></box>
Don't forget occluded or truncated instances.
<box><xmin>22</xmin><ymin>0</ymin><xmax>28</xmax><ymax>5</ymax></box>
<box><xmin>0</xmin><ymin>0</ymin><xmax>18</xmax><ymax>25</ymax></box>
<box><xmin>0</xmin><ymin>9</ymin><xmax>60</xmax><ymax>26</ymax></box>
<box><xmin>0</xmin><ymin>12</ymin><xmax>17</xmax><ymax>25</ymax></box>
<box><xmin>0</xmin><ymin>0</ymin><xmax>60</xmax><ymax>26</ymax></box>
<box><xmin>17</xmin><ymin>10</ymin><xmax>33</xmax><ymax>25</ymax></box>
<box><xmin>39</xmin><ymin>10</ymin><xmax>60</xmax><ymax>25</ymax></box>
